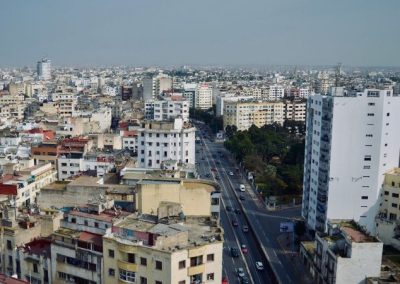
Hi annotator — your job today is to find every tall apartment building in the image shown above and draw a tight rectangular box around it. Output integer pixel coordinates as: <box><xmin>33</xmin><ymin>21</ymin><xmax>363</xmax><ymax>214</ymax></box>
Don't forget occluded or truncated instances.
<box><xmin>223</xmin><ymin>100</ymin><xmax>285</xmax><ymax>131</ymax></box>
<box><xmin>183</xmin><ymin>83</ymin><xmax>197</xmax><ymax>108</ymax></box>
<box><xmin>137</xmin><ymin>118</ymin><xmax>195</xmax><ymax>168</ymax></box>
<box><xmin>146</xmin><ymin>98</ymin><xmax>190</xmax><ymax>122</ymax></box>
<box><xmin>37</xmin><ymin>58</ymin><xmax>51</xmax><ymax>81</ymax></box>
<box><xmin>302</xmin><ymin>88</ymin><xmax>400</xmax><ymax>233</ymax></box>
<box><xmin>195</xmin><ymin>84</ymin><xmax>213</xmax><ymax>110</ymax></box>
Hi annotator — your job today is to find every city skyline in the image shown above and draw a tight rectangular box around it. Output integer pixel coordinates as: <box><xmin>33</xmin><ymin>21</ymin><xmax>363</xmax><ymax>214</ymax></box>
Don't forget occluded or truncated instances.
<box><xmin>1</xmin><ymin>0</ymin><xmax>400</xmax><ymax>67</ymax></box>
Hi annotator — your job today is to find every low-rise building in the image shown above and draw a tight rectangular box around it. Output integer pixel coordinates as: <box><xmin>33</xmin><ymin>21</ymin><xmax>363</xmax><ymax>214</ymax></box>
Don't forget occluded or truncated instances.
<box><xmin>300</xmin><ymin>220</ymin><xmax>383</xmax><ymax>284</ymax></box>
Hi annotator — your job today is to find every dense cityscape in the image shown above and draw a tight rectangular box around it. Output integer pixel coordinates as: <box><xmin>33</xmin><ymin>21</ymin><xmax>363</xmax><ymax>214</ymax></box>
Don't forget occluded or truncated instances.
<box><xmin>1</xmin><ymin>1</ymin><xmax>400</xmax><ymax>283</ymax></box>
<box><xmin>0</xmin><ymin>61</ymin><xmax>399</xmax><ymax>284</ymax></box>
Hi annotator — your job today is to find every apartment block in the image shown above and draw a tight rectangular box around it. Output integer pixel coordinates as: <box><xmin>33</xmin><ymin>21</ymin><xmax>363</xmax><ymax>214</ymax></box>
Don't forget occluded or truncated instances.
<box><xmin>300</xmin><ymin>220</ymin><xmax>383</xmax><ymax>284</ymax></box>
<box><xmin>103</xmin><ymin>214</ymin><xmax>223</xmax><ymax>284</ymax></box>
<box><xmin>223</xmin><ymin>100</ymin><xmax>285</xmax><ymax>131</ymax></box>
<box><xmin>137</xmin><ymin>118</ymin><xmax>195</xmax><ymax>168</ymax></box>
<box><xmin>195</xmin><ymin>84</ymin><xmax>213</xmax><ymax>110</ymax></box>
<box><xmin>302</xmin><ymin>88</ymin><xmax>400</xmax><ymax>233</ymax></box>
<box><xmin>284</xmin><ymin>100</ymin><xmax>307</xmax><ymax>122</ymax></box>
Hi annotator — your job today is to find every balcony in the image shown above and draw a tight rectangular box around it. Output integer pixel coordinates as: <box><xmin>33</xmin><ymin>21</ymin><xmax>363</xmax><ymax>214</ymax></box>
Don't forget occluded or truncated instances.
<box><xmin>117</xmin><ymin>242</ymin><xmax>138</xmax><ymax>254</ymax></box>
<box><xmin>117</xmin><ymin>260</ymin><xmax>137</xmax><ymax>272</ymax></box>
<box><xmin>187</xmin><ymin>264</ymin><xmax>205</xmax><ymax>276</ymax></box>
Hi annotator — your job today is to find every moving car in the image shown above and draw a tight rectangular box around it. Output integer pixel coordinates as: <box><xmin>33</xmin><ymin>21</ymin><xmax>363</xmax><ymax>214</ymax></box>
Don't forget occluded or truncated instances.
<box><xmin>242</xmin><ymin>225</ymin><xmax>249</xmax><ymax>232</ymax></box>
<box><xmin>255</xmin><ymin>261</ymin><xmax>264</xmax><ymax>270</ymax></box>
<box><xmin>239</xmin><ymin>184</ymin><xmax>245</xmax><ymax>192</ymax></box>
<box><xmin>222</xmin><ymin>276</ymin><xmax>229</xmax><ymax>284</ymax></box>
<box><xmin>240</xmin><ymin>276</ymin><xmax>250</xmax><ymax>284</ymax></box>
<box><xmin>230</xmin><ymin>247</ymin><xmax>239</xmax><ymax>257</ymax></box>
<box><xmin>241</xmin><ymin>244</ymin><xmax>248</xmax><ymax>253</ymax></box>
<box><xmin>239</xmin><ymin>195</ymin><xmax>245</xmax><ymax>201</ymax></box>
<box><xmin>228</xmin><ymin>171</ymin><xmax>234</xmax><ymax>176</ymax></box>
<box><xmin>236</xmin><ymin>267</ymin><xmax>245</xmax><ymax>278</ymax></box>
<box><xmin>226</xmin><ymin>205</ymin><xmax>232</xmax><ymax>212</ymax></box>
<box><xmin>232</xmin><ymin>219</ymin><xmax>239</xmax><ymax>227</ymax></box>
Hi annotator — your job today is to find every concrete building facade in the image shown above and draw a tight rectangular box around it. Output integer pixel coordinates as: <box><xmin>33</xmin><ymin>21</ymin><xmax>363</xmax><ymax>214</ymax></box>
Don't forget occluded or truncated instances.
<box><xmin>302</xmin><ymin>88</ymin><xmax>400</xmax><ymax>233</ymax></box>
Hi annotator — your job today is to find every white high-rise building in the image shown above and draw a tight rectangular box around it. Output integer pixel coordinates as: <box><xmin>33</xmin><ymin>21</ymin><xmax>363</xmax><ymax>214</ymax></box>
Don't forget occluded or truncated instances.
<box><xmin>302</xmin><ymin>87</ymin><xmax>400</xmax><ymax>234</ymax></box>
<box><xmin>37</xmin><ymin>58</ymin><xmax>51</xmax><ymax>81</ymax></box>
<box><xmin>142</xmin><ymin>77</ymin><xmax>156</xmax><ymax>101</ymax></box>
<box><xmin>195</xmin><ymin>83</ymin><xmax>213</xmax><ymax>109</ymax></box>
<box><xmin>144</xmin><ymin>98</ymin><xmax>189</xmax><ymax>122</ymax></box>
<box><xmin>137</xmin><ymin>118</ymin><xmax>195</xmax><ymax>168</ymax></box>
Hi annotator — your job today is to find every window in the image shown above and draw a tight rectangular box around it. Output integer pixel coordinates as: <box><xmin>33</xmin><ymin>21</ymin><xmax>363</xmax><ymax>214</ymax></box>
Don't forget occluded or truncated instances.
<box><xmin>119</xmin><ymin>269</ymin><xmax>135</xmax><ymax>282</ymax></box>
<box><xmin>71</xmin><ymin>218</ymin><xmax>76</xmax><ymax>223</ymax></box>
<box><xmin>178</xmin><ymin>281</ymin><xmax>185</xmax><ymax>284</ymax></box>
<box><xmin>94</xmin><ymin>222</ymin><xmax>99</xmax><ymax>228</ymax></box>
<box><xmin>392</xmin><ymin>203</ymin><xmax>397</xmax><ymax>208</ymax></box>
<box><xmin>140</xmin><ymin>257</ymin><xmax>147</xmax><ymax>266</ymax></box>
<box><xmin>385</xmin><ymin>191</ymin><xmax>389</xmax><ymax>196</ymax></box>
<box><xmin>155</xmin><ymin>281</ymin><xmax>162</xmax><ymax>284</ymax></box>
<box><xmin>84</xmin><ymin>220</ymin><xmax>88</xmax><ymax>226</ymax></box>
<box><xmin>367</xmin><ymin>113</ymin><xmax>374</xmax><ymax>116</ymax></box>
<box><xmin>393</xmin><ymin>193</ymin><xmax>399</xmax><ymax>198</ymax></box>
<box><xmin>127</xmin><ymin>253</ymin><xmax>135</xmax><ymax>264</ymax></box>
<box><xmin>109</xmin><ymin>268</ymin><xmax>115</xmax><ymax>276</ymax></box>
<box><xmin>368</xmin><ymin>102</ymin><xmax>375</xmax><ymax>106</ymax></box>
<box><xmin>140</xmin><ymin>277</ymin><xmax>147</xmax><ymax>284</ymax></box>
<box><xmin>33</xmin><ymin>263</ymin><xmax>38</xmax><ymax>273</ymax></box>
<box><xmin>190</xmin><ymin>256</ymin><xmax>203</xmax><ymax>266</ymax></box>
<box><xmin>207</xmin><ymin>254</ymin><xmax>214</xmax><ymax>262</ymax></box>
<box><xmin>155</xmin><ymin>260</ymin><xmax>162</xmax><ymax>270</ymax></box>
<box><xmin>364</xmin><ymin>155</ymin><xmax>371</xmax><ymax>161</ymax></box>
<box><xmin>179</xmin><ymin>260</ymin><xmax>186</xmax><ymax>269</ymax></box>
<box><xmin>207</xmin><ymin>273</ymin><xmax>215</xmax><ymax>280</ymax></box>
<box><xmin>61</xmin><ymin>163</ymin><xmax>67</xmax><ymax>166</ymax></box>
<box><xmin>108</xmin><ymin>249</ymin><xmax>114</xmax><ymax>258</ymax></box>
<box><xmin>363</xmin><ymin>166</ymin><xmax>371</xmax><ymax>169</ymax></box>
<box><xmin>6</xmin><ymin>240</ymin><xmax>12</xmax><ymax>250</ymax></box>
<box><xmin>361</xmin><ymin>196</ymin><xmax>368</xmax><ymax>200</ymax></box>
<box><xmin>387</xmin><ymin>113</ymin><xmax>390</xmax><ymax>116</ymax></box>
<box><xmin>366</xmin><ymin>134</ymin><xmax>373</xmax><ymax>137</ymax></box>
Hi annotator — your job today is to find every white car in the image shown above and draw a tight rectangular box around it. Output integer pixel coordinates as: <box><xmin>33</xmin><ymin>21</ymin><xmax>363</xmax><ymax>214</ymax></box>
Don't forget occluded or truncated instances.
<box><xmin>237</xmin><ymin>267</ymin><xmax>245</xmax><ymax>278</ymax></box>
<box><xmin>228</xmin><ymin>171</ymin><xmax>234</xmax><ymax>176</ymax></box>
<box><xmin>255</xmin><ymin>261</ymin><xmax>264</xmax><ymax>270</ymax></box>
<box><xmin>239</xmin><ymin>184</ymin><xmax>245</xmax><ymax>192</ymax></box>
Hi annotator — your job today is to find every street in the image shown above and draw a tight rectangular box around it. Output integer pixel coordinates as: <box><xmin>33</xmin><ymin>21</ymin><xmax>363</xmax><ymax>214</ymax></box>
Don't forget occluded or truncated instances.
<box><xmin>195</xmin><ymin>123</ymin><xmax>309</xmax><ymax>284</ymax></box>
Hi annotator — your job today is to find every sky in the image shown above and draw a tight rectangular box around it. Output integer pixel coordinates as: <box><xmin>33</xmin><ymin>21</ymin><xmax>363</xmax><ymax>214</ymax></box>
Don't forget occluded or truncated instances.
<box><xmin>0</xmin><ymin>0</ymin><xmax>399</xmax><ymax>67</ymax></box>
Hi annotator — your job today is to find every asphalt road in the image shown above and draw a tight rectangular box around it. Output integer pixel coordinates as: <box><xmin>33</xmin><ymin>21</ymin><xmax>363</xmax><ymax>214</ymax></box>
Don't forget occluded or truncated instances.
<box><xmin>196</xmin><ymin>131</ymin><xmax>271</xmax><ymax>283</ymax></box>
<box><xmin>195</xmin><ymin>123</ymin><xmax>307</xmax><ymax>284</ymax></box>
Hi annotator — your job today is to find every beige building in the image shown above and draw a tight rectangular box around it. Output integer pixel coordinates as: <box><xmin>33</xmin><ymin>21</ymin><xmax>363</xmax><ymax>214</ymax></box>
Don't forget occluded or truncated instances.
<box><xmin>223</xmin><ymin>100</ymin><xmax>285</xmax><ymax>131</ymax></box>
<box><xmin>376</xmin><ymin>168</ymin><xmax>400</xmax><ymax>249</ymax></box>
<box><xmin>103</xmin><ymin>214</ymin><xmax>223</xmax><ymax>284</ymax></box>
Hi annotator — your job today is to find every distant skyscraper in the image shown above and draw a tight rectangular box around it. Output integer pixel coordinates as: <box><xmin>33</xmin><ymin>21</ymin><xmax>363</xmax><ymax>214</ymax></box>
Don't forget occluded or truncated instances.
<box><xmin>37</xmin><ymin>58</ymin><xmax>51</xmax><ymax>80</ymax></box>
<box><xmin>302</xmin><ymin>87</ymin><xmax>400</xmax><ymax>234</ymax></box>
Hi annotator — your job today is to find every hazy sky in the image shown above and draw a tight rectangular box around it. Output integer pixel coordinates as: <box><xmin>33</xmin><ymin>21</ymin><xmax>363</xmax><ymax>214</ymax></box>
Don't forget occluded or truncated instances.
<box><xmin>0</xmin><ymin>0</ymin><xmax>399</xmax><ymax>67</ymax></box>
